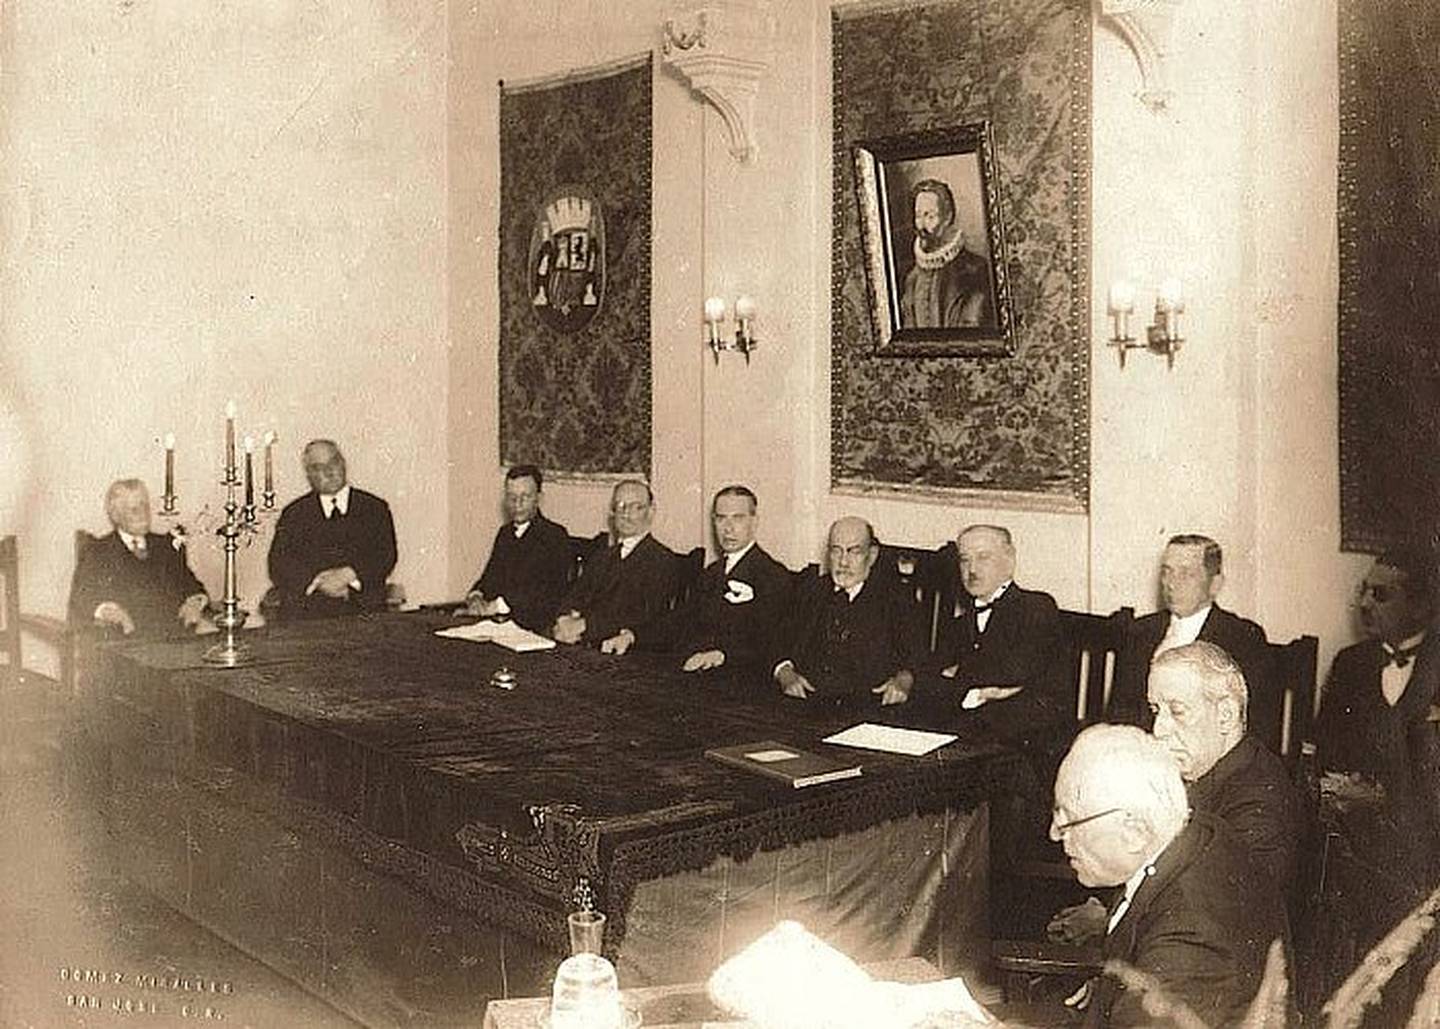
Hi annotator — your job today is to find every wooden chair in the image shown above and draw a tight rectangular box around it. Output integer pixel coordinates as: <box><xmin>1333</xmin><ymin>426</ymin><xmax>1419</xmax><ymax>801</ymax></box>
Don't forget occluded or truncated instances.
<box><xmin>671</xmin><ymin>547</ymin><xmax>706</xmax><ymax>611</ymax></box>
<box><xmin>567</xmin><ymin>532</ymin><xmax>608</xmax><ymax>585</ymax></box>
<box><xmin>0</xmin><ymin>534</ymin><xmax>79</xmax><ymax>691</ymax></box>
<box><xmin>876</xmin><ymin>540</ymin><xmax>957</xmax><ymax>653</ymax></box>
<box><xmin>990</xmin><ymin>605</ymin><xmax>1134</xmax><ymax>1001</ymax></box>
<box><xmin>1268</xmin><ymin>633</ymin><xmax>1319</xmax><ymax>765</ymax></box>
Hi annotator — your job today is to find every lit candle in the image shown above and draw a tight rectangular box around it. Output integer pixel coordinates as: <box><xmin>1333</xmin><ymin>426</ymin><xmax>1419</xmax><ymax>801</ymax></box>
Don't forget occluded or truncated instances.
<box><xmin>243</xmin><ymin>436</ymin><xmax>255</xmax><ymax>508</ymax></box>
<box><xmin>735</xmin><ymin>295</ymin><xmax>756</xmax><ymax>334</ymax></box>
<box><xmin>1156</xmin><ymin>278</ymin><xmax>1185</xmax><ymax>313</ymax></box>
<box><xmin>263</xmin><ymin>430</ymin><xmax>276</xmax><ymax>496</ymax></box>
<box><xmin>225</xmin><ymin>399</ymin><xmax>237</xmax><ymax>472</ymax></box>
<box><xmin>703</xmin><ymin>296</ymin><xmax>726</xmax><ymax>326</ymax></box>
<box><xmin>163</xmin><ymin>433</ymin><xmax>176</xmax><ymax>500</ymax></box>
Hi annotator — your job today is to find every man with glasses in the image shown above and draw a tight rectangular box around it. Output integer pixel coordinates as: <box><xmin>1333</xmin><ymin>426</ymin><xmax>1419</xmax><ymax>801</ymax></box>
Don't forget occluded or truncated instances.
<box><xmin>599</xmin><ymin>485</ymin><xmax>791</xmax><ymax>674</ymax></box>
<box><xmin>1050</xmin><ymin>724</ymin><xmax>1285</xmax><ymax>1028</ymax></box>
<box><xmin>1110</xmin><ymin>534</ymin><xmax>1273</xmax><ymax>741</ymax></box>
<box><xmin>1310</xmin><ymin>547</ymin><xmax>1440</xmax><ymax>1015</ymax></box>
<box><xmin>768</xmin><ymin>516</ymin><xmax>923</xmax><ymax>708</ymax></box>
<box><xmin>552</xmin><ymin>479</ymin><xmax>677</xmax><ymax>645</ymax></box>
<box><xmin>463</xmin><ymin>465</ymin><xmax>571</xmax><ymax>632</ymax></box>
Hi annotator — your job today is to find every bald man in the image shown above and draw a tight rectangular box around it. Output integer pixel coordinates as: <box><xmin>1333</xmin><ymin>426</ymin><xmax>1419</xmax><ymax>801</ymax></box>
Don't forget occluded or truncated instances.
<box><xmin>769</xmin><ymin>517</ymin><xmax>924</xmax><ymax>709</ymax></box>
<box><xmin>1051</xmin><ymin>725</ymin><xmax>1285</xmax><ymax>1028</ymax></box>
<box><xmin>266</xmin><ymin>439</ymin><xmax>397</xmax><ymax>619</ymax></box>
<box><xmin>930</xmin><ymin>524</ymin><xmax>1067</xmax><ymax>748</ymax></box>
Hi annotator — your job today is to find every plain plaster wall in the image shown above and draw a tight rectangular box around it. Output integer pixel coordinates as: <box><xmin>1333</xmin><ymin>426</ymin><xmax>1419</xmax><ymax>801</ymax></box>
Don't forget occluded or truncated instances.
<box><xmin>0</xmin><ymin>1</ymin><xmax>451</xmax><ymax>625</ymax></box>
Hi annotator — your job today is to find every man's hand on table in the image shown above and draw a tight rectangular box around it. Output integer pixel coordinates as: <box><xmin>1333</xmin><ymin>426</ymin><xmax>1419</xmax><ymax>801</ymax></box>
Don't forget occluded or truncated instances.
<box><xmin>601</xmin><ymin>628</ymin><xmax>635</xmax><ymax>655</ymax></box>
<box><xmin>871</xmin><ymin>671</ymin><xmax>913</xmax><ymax>706</ymax></box>
<box><xmin>307</xmin><ymin>566</ymin><xmax>359</xmax><ymax>599</ymax></box>
<box><xmin>1047</xmin><ymin>896</ymin><xmax>1106</xmax><ymax>944</ymax></box>
<box><xmin>960</xmin><ymin>685</ymin><xmax>1024</xmax><ymax>710</ymax></box>
<box><xmin>682</xmin><ymin>649</ymin><xmax>726</xmax><ymax>672</ymax></box>
<box><xmin>775</xmin><ymin>663</ymin><xmax>815</xmax><ymax>699</ymax></box>
<box><xmin>94</xmin><ymin>601</ymin><xmax>136</xmax><ymax>636</ymax></box>
<box><xmin>552</xmin><ymin>611</ymin><xmax>586</xmax><ymax>645</ymax></box>
<box><xmin>1321</xmin><ymin>770</ymin><xmax>1386</xmax><ymax>812</ymax></box>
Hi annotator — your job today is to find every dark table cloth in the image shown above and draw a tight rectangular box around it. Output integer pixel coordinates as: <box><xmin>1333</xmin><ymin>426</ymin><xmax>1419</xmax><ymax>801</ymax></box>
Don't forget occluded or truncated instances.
<box><xmin>92</xmin><ymin>612</ymin><xmax>1020</xmax><ymax>955</ymax></box>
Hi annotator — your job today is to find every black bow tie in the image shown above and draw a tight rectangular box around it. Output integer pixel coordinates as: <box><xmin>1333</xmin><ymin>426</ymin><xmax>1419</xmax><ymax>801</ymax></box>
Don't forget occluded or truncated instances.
<box><xmin>972</xmin><ymin>600</ymin><xmax>992</xmax><ymax>613</ymax></box>
<box><xmin>1384</xmin><ymin>643</ymin><xmax>1421</xmax><ymax>669</ymax></box>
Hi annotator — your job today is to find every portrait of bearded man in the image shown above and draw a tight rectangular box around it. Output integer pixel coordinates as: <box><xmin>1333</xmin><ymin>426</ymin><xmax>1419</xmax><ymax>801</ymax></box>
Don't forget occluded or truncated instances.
<box><xmin>897</xmin><ymin>177</ymin><xmax>993</xmax><ymax>330</ymax></box>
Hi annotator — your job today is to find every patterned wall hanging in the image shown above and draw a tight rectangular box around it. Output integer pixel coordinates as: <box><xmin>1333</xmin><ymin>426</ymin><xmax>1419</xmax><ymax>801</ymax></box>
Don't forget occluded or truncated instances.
<box><xmin>1338</xmin><ymin>1</ymin><xmax>1440</xmax><ymax>552</ymax></box>
<box><xmin>832</xmin><ymin>0</ymin><xmax>1091</xmax><ymax>509</ymax></box>
<box><xmin>499</xmin><ymin>56</ymin><xmax>653</xmax><ymax>477</ymax></box>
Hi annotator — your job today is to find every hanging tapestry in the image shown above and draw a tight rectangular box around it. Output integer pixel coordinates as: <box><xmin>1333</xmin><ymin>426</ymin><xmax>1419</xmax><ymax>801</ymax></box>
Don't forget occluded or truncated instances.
<box><xmin>1338</xmin><ymin>1</ymin><xmax>1440</xmax><ymax>551</ymax></box>
<box><xmin>832</xmin><ymin>0</ymin><xmax>1091</xmax><ymax>509</ymax></box>
<box><xmin>499</xmin><ymin>56</ymin><xmax>652</xmax><ymax>477</ymax></box>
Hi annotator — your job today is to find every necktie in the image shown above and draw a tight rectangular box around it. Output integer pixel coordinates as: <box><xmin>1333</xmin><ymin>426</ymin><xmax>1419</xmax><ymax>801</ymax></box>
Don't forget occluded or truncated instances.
<box><xmin>1384</xmin><ymin>643</ymin><xmax>1421</xmax><ymax>669</ymax></box>
<box><xmin>131</xmin><ymin>539</ymin><xmax>148</xmax><ymax>561</ymax></box>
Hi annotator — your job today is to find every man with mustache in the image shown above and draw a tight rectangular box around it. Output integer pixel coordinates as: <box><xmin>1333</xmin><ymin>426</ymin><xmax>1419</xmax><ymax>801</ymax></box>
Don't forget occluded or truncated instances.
<box><xmin>897</xmin><ymin>178</ymin><xmax>992</xmax><ymax>330</ymax></box>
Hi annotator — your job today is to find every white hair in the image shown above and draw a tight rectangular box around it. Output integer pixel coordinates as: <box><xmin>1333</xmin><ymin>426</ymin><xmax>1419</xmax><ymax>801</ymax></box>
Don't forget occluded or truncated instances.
<box><xmin>1057</xmin><ymin>724</ymin><xmax>1190</xmax><ymax>844</ymax></box>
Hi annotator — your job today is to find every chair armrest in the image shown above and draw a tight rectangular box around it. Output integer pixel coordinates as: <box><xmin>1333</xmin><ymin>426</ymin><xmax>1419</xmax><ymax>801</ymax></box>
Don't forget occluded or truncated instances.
<box><xmin>992</xmin><ymin>939</ymin><xmax>1102</xmax><ymax>976</ymax></box>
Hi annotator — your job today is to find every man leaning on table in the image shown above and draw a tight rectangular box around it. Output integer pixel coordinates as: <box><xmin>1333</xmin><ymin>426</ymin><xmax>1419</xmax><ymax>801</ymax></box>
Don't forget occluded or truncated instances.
<box><xmin>768</xmin><ymin>516</ymin><xmax>924</xmax><ymax>708</ymax></box>
<box><xmin>463</xmin><ymin>464</ymin><xmax>571</xmax><ymax>632</ymax></box>
<box><xmin>600</xmin><ymin>484</ymin><xmax>792</xmax><ymax>673</ymax></box>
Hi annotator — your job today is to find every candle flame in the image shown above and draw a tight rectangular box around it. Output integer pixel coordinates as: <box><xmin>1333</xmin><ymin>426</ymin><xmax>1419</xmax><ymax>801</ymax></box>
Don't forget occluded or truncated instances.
<box><xmin>163</xmin><ymin>433</ymin><xmax>176</xmax><ymax>449</ymax></box>
<box><xmin>243</xmin><ymin>436</ymin><xmax>255</xmax><ymax>453</ymax></box>
<box><xmin>264</xmin><ymin>430</ymin><xmax>277</xmax><ymax>445</ymax></box>
<box><xmin>226</xmin><ymin>399</ymin><xmax>238</xmax><ymax>418</ymax></box>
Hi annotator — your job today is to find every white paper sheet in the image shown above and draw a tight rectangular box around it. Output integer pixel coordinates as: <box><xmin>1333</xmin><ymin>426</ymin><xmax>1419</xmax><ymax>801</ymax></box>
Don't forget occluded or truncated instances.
<box><xmin>433</xmin><ymin>620</ymin><xmax>556</xmax><ymax>651</ymax></box>
<box><xmin>822</xmin><ymin>722</ymin><xmax>957</xmax><ymax>757</ymax></box>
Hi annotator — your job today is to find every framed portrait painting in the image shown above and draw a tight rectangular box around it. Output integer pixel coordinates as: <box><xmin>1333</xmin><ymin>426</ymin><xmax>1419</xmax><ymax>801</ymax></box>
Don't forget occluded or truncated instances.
<box><xmin>852</xmin><ymin>122</ymin><xmax>1015</xmax><ymax>357</ymax></box>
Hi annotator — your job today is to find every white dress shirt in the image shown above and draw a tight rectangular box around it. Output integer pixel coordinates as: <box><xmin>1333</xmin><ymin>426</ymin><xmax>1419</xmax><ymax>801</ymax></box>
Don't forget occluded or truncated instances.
<box><xmin>1382</xmin><ymin>630</ymin><xmax>1427</xmax><ymax>707</ymax></box>
<box><xmin>617</xmin><ymin>533</ymin><xmax>645</xmax><ymax>560</ymax></box>
<box><xmin>723</xmin><ymin>541</ymin><xmax>755</xmax><ymax>575</ymax></box>
<box><xmin>320</xmin><ymin>484</ymin><xmax>352</xmax><ymax>519</ymax></box>
<box><xmin>1155</xmin><ymin>604</ymin><xmax>1212</xmax><ymax>657</ymax></box>
<box><xmin>1107</xmin><ymin>849</ymin><xmax>1164</xmax><ymax>934</ymax></box>
<box><xmin>970</xmin><ymin>581</ymin><xmax>1012</xmax><ymax>634</ymax></box>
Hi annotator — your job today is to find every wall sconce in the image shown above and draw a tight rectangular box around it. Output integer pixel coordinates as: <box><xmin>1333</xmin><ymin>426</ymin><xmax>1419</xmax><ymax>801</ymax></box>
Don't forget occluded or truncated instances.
<box><xmin>703</xmin><ymin>295</ymin><xmax>759</xmax><ymax>363</ymax></box>
<box><xmin>1106</xmin><ymin>278</ymin><xmax>1185</xmax><ymax>369</ymax></box>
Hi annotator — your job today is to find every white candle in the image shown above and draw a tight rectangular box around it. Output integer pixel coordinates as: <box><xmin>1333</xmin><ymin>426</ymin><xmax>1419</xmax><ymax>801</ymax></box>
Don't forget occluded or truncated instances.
<box><xmin>225</xmin><ymin>399</ymin><xmax>238</xmax><ymax>471</ymax></box>
<box><xmin>243</xmin><ymin>436</ymin><xmax>255</xmax><ymax>508</ymax></box>
<box><xmin>163</xmin><ymin>433</ymin><xmax>176</xmax><ymax>500</ymax></box>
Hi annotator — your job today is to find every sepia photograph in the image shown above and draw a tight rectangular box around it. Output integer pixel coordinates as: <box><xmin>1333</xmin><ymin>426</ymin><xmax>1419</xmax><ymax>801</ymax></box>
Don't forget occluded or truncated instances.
<box><xmin>2</xmin><ymin>0</ymin><xmax>1438</xmax><ymax>1027</ymax></box>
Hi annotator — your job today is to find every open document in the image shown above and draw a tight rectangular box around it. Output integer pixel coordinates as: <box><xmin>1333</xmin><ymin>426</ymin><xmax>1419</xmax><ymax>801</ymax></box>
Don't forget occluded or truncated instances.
<box><xmin>823</xmin><ymin>722</ymin><xmax>957</xmax><ymax>757</ymax></box>
<box><xmin>434</xmin><ymin>620</ymin><xmax>556</xmax><ymax>652</ymax></box>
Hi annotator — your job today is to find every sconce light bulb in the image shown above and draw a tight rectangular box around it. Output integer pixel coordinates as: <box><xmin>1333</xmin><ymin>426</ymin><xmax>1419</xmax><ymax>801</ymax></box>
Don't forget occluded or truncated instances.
<box><xmin>735</xmin><ymin>295</ymin><xmax>756</xmax><ymax>321</ymax></box>
<box><xmin>703</xmin><ymin>296</ymin><xmax>726</xmax><ymax>324</ymax></box>
<box><xmin>1107</xmin><ymin>280</ymin><xmax>1136</xmax><ymax>314</ymax></box>
<box><xmin>1157</xmin><ymin>277</ymin><xmax>1185</xmax><ymax>313</ymax></box>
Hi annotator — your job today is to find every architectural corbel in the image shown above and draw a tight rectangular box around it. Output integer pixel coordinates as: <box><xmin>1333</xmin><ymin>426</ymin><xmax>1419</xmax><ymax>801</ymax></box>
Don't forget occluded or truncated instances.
<box><xmin>1096</xmin><ymin>0</ymin><xmax>1183</xmax><ymax>112</ymax></box>
<box><xmin>661</xmin><ymin>0</ymin><xmax>774</xmax><ymax>163</ymax></box>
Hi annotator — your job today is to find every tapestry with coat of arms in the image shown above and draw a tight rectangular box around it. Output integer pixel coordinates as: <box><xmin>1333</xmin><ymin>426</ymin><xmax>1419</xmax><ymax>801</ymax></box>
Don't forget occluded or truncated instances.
<box><xmin>499</xmin><ymin>56</ymin><xmax>652</xmax><ymax>477</ymax></box>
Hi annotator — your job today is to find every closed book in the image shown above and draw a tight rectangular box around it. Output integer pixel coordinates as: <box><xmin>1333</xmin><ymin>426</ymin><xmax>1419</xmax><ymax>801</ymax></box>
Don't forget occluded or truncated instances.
<box><xmin>705</xmin><ymin>741</ymin><xmax>862</xmax><ymax>789</ymax></box>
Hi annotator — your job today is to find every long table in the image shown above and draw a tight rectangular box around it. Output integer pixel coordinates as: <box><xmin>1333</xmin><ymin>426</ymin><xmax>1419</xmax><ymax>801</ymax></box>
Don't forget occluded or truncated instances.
<box><xmin>82</xmin><ymin>612</ymin><xmax>1022</xmax><ymax>1026</ymax></box>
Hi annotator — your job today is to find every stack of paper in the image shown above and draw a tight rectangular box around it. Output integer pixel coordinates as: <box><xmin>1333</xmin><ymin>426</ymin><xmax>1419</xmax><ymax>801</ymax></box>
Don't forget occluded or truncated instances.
<box><xmin>822</xmin><ymin>723</ymin><xmax>957</xmax><ymax>756</ymax></box>
<box><xmin>433</xmin><ymin>620</ymin><xmax>556</xmax><ymax>652</ymax></box>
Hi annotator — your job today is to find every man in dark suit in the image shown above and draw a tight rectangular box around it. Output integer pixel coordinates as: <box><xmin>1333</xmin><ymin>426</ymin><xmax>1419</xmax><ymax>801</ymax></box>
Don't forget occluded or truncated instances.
<box><xmin>1110</xmin><ymin>534</ymin><xmax>1273</xmax><ymax>740</ymax></box>
<box><xmin>601</xmin><ymin>485</ymin><xmax>791</xmax><ymax>673</ymax></box>
<box><xmin>553</xmin><ymin>479</ymin><xmax>677</xmax><ymax>645</ymax></box>
<box><xmin>266</xmin><ymin>439</ymin><xmax>397</xmax><ymax>619</ymax></box>
<box><xmin>1312</xmin><ymin>548</ymin><xmax>1440</xmax><ymax>1015</ymax></box>
<box><xmin>1049</xmin><ymin>641</ymin><xmax>1304</xmax><ymax>946</ymax></box>
<box><xmin>1051</xmin><ymin>725</ymin><xmax>1286</xmax><ymax>1028</ymax></box>
<box><xmin>463</xmin><ymin>464</ymin><xmax>570</xmax><ymax>632</ymax></box>
<box><xmin>769</xmin><ymin>517</ymin><xmax>923</xmax><ymax>709</ymax></box>
<box><xmin>68</xmin><ymin>478</ymin><xmax>210</xmax><ymax>636</ymax></box>
<box><xmin>930</xmin><ymin>524</ymin><xmax>1067</xmax><ymax>748</ymax></box>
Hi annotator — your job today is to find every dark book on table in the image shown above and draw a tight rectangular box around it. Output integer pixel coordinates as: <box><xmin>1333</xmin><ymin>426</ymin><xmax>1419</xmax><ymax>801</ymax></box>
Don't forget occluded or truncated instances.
<box><xmin>705</xmin><ymin>741</ymin><xmax>863</xmax><ymax>788</ymax></box>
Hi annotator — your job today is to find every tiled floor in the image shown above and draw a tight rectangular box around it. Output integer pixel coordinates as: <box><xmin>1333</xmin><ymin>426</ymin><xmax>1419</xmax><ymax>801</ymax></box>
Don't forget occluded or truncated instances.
<box><xmin>0</xmin><ymin>675</ymin><xmax>362</xmax><ymax>1029</ymax></box>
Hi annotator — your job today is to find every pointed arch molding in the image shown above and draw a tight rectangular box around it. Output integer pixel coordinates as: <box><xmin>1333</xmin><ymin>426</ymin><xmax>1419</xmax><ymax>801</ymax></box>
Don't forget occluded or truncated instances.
<box><xmin>660</xmin><ymin>1</ymin><xmax>775</xmax><ymax>162</ymax></box>
<box><xmin>1096</xmin><ymin>0</ymin><xmax>1183</xmax><ymax>111</ymax></box>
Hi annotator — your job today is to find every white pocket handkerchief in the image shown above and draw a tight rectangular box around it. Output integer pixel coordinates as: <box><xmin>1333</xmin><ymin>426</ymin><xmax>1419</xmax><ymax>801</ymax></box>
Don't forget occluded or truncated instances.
<box><xmin>724</xmin><ymin>579</ymin><xmax>755</xmax><ymax>604</ymax></box>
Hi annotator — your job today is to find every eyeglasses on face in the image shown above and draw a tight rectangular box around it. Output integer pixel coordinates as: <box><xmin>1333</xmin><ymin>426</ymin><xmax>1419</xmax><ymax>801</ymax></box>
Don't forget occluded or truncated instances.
<box><xmin>612</xmin><ymin>501</ymin><xmax>650</xmax><ymax>514</ymax></box>
<box><xmin>1356</xmin><ymin>582</ymin><xmax>1399</xmax><ymax>604</ymax></box>
<box><xmin>1051</xmin><ymin>806</ymin><xmax>1123</xmax><ymax>834</ymax></box>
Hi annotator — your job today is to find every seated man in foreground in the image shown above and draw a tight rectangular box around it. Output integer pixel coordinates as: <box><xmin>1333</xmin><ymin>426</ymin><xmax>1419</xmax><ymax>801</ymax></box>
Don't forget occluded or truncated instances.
<box><xmin>266</xmin><ymin>439</ymin><xmax>398</xmax><ymax>619</ymax></box>
<box><xmin>1050</xmin><ymin>641</ymin><xmax>1304</xmax><ymax>944</ymax></box>
<box><xmin>1110</xmin><ymin>534</ymin><xmax>1272</xmax><ymax>738</ymax></box>
<box><xmin>552</xmin><ymin>480</ymin><xmax>677</xmax><ymax>645</ymax></box>
<box><xmin>931</xmin><ymin>524</ymin><xmax>1067</xmax><ymax>752</ymax></box>
<box><xmin>601</xmin><ymin>485</ymin><xmax>791</xmax><ymax>673</ymax></box>
<box><xmin>769</xmin><ymin>517</ymin><xmax>923</xmax><ymax>709</ymax></box>
<box><xmin>68</xmin><ymin>478</ymin><xmax>210</xmax><ymax>636</ymax></box>
<box><xmin>463</xmin><ymin>464</ymin><xmax>570</xmax><ymax>632</ymax></box>
<box><xmin>1051</xmin><ymin>724</ymin><xmax>1285</xmax><ymax>1028</ymax></box>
